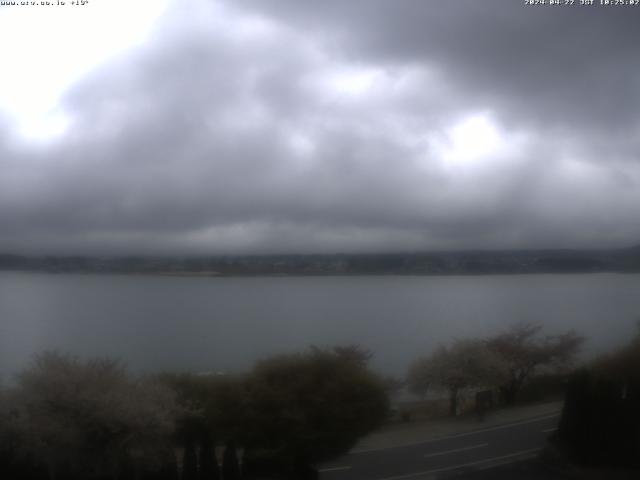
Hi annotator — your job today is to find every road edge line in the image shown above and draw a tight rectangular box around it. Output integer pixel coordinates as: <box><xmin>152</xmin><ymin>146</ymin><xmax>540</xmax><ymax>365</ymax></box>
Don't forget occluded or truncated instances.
<box><xmin>373</xmin><ymin>447</ymin><xmax>543</xmax><ymax>480</ymax></box>
<box><xmin>350</xmin><ymin>412</ymin><xmax>560</xmax><ymax>455</ymax></box>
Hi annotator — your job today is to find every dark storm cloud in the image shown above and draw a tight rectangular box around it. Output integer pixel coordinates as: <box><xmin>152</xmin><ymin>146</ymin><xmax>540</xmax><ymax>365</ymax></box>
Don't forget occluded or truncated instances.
<box><xmin>1</xmin><ymin>0</ymin><xmax>640</xmax><ymax>254</ymax></box>
<box><xmin>242</xmin><ymin>0</ymin><xmax>640</xmax><ymax>132</ymax></box>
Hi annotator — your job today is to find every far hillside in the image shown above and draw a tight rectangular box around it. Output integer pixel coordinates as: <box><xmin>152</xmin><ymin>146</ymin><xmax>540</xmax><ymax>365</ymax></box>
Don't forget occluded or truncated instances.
<box><xmin>1</xmin><ymin>245</ymin><xmax>640</xmax><ymax>276</ymax></box>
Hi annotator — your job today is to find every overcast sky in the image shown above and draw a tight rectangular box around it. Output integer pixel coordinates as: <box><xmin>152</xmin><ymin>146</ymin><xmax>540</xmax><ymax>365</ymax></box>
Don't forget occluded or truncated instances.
<box><xmin>1</xmin><ymin>0</ymin><xmax>640</xmax><ymax>255</ymax></box>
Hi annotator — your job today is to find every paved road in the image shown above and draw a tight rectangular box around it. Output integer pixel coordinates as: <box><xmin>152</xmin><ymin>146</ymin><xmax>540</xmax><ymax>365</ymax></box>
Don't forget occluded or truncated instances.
<box><xmin>319</xmin><ymin>412</ymin><xmax>560</xmax><ymax>480</ymax></box>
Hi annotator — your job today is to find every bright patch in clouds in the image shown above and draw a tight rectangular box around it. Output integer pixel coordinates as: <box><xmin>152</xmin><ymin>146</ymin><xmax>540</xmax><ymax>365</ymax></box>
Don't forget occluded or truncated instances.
<box><xmin>324</xmin><ymin>67</ymin><xmax>381</xmax><ymax>97</ymax></box>
<box><xmin>442</xmin><ymin>114</ymin><xmax>504</xmax><ymax>165</ymax></box>
<box><xmin>17</xmin><ymin>109</ymin><xmax>71</xmax><ymax>143</ymax></box>
<box><xmin>288</xmin><ymin>131</ymin><xmax>316</xmax><ymax>159</ymax></box>
<box><xmin>0</xmin><ymin>0</ymin><xmax>170</xmax><ymax>141</ymax></box>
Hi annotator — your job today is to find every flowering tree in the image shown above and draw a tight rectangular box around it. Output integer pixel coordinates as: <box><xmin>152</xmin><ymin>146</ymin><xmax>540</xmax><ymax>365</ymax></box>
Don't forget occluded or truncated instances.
<box><xmin>408</xmin><ymin>339</ymin><xmax>507</xmax><ymax>416</ymax></box>
<box><xmin>6</xmin><ymin>352</ymin><xmax>180</xmax><ymax>480</ymax></box>
<box><xmin>487</xmin><ymin>323</ymin><xmax>583</xmax><ymax>404</ymax></box>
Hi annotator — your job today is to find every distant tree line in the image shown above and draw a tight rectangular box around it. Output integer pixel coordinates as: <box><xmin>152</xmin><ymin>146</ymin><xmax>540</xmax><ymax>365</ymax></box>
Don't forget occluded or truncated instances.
<box><xmin>2</xmin><ymin>245</ymin><xmax>640</xmax><ymax>276</ymax></box>
<box><xmin>0</xmin><ymin>346</ymin><xmax>389</xmax><ymax>480</ymax></box>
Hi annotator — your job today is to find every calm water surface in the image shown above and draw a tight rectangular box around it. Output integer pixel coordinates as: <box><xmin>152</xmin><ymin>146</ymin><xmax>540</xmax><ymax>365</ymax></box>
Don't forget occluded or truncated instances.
<box><xmin>1</xmin><ymin>272</ymin><xmax>639</xmax><ymax>379</ymax></box>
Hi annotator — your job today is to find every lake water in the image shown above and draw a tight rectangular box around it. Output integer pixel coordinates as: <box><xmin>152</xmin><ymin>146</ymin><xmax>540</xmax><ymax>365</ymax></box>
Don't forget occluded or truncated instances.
<box><xmin>1</xmin><ymin>271</ymin><xmax>639</xmax><ymax>380</ymax></box>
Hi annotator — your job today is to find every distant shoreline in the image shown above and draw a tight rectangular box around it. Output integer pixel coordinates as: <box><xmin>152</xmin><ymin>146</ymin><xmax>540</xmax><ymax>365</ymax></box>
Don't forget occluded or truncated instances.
<box><xmin>1</xmin><ymin>246</ymin><xmax>639</xmax><ymax>277</ymax></box>
<box><xmin>1</xmin><ymin>268</ymin><xmax>639</xmax><ymax>279</ymax></box>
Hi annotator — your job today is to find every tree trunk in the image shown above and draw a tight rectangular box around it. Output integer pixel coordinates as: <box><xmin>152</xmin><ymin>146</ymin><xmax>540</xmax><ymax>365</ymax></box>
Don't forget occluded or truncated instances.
<box><xmin>500</xmin><ymin>384</ymin><xmax>517</xmax><ymax>405</ymax></box>
<box><xmin>199</xmin><ymin>433</ymin><xmax>219</xmax><ymax>480</ymax></box>
<box><xmin>449</xmin><ymin>387</ymin><xmax>459</xmax><ymax>416</ymax></box>
<box><xmin>47</xmin><ymin>462</ymin><xmax>56</xmax><ymax>480</ymax></box>
<box><xmin>222</xmin><ymin>442</ymin><xmax>240</xmax><ymax>480</ymax></box>
<box><xmin>183</xmin><ymin>440</ymin><xmax>198</xmax><ymax>480</ymax></box>
<box><xmin>501</xmin><ymin>376</ymin><xmax>524</xmax><ymax>405</ymax></box>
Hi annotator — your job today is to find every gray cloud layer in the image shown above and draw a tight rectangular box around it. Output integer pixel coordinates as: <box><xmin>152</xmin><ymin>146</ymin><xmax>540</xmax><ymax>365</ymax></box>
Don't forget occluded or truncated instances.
<box><xmin>2</xmin><ymin>0</ymin><xmax>640</xmax><ymax>254</ymax></box>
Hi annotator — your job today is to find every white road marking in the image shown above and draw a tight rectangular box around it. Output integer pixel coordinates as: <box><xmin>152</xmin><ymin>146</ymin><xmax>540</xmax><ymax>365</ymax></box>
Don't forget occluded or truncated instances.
<box><xmin>351</xmin><ymin>412</ymin><xmax>560</xmax><ymax>454</ymax></box>
<box><xmin>424</xmin><ymin>442</ymin><xmax>488</xmax><ymax>458</ymax></box>
<box><xmin>319</xmin><ymin>466</ymin><xmax>352</xmax><ymax>473</ymax></box>
<box><xmin>374</xmin><ymin>448</ymin><xmax>543</xmax><ymax>480</ymax></box>
<box><xmin>542</xmin><ymin>427</ymin><xmax>557</xmax><ymax>433</ymax></box>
